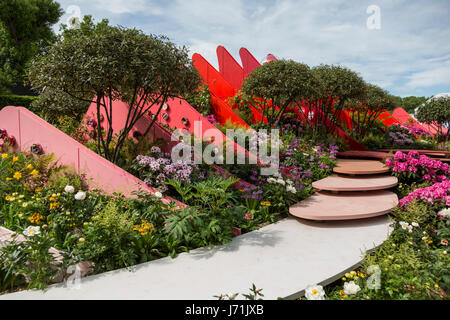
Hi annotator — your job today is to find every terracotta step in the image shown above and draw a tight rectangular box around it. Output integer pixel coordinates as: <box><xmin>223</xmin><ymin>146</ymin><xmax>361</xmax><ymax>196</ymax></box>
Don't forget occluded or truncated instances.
<box><xmin>333</xmin><ymin>159</ymin><xmax>390</xmax><ymax>175</ymax></box>
<box><xmin>289</xmin><ymin>191</ymin><xmax>398</xmax><ymax>221</ymax></box>
<box><xmin>312</xmin><ymin>174</ymin><xmax>398</xmax><ymax>192</ymax></box>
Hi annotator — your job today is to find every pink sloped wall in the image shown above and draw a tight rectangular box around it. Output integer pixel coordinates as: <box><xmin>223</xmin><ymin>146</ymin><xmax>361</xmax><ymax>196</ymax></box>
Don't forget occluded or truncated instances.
<box><xmin>85</xmin><ymin>97</ymin><xmax>258</xmax><ymax>163</ymax></box>
<box><xmin>0</xmin><ymin>106</ymin><xmax>185</xmax><ymax>207</ymax></box>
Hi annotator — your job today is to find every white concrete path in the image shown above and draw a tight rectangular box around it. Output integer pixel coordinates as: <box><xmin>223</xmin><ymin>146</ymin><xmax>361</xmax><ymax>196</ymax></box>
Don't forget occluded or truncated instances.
<box><xmin>0</xmin><ymin>216</ymin><xmax>392</xmax><ymax>300</ymax></box>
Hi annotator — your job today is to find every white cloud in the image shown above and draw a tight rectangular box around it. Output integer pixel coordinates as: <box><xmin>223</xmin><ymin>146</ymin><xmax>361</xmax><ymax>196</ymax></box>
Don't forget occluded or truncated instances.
<box><xmin>406</xmin><ymin>60</ymin><xmax>450</xmax><ymax>89</ymax></box>
<box><xmin>55</xmin><ymin>0</ymin><xmax>450</xmax><ymax>97</ymax></box>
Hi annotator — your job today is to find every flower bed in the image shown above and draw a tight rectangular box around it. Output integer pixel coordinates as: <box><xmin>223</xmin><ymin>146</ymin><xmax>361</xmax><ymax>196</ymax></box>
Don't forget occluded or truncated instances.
<box><xmin>386</xmin><ymin>151</ymin><xmax>450</xmax><ymax>184</ymax></box>
<box><xmin>316</xmin><ymin>152</ymin><xmax>450</xmax><ymax>300</ymax></box>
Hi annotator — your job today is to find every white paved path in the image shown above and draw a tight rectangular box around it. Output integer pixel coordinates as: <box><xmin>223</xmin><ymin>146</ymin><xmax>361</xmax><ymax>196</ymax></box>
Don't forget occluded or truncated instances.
<box><xmin>1</xmin><ymin>216</ymin><xmax>392</xmax><ymax>300</ymax></box>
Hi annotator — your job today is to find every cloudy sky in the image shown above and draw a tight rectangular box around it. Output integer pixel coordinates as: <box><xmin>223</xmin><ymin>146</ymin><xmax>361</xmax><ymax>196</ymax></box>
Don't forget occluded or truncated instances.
<box><xmin>55</xmin><ymin>0</ymin><xmax>450</xmax><ymax>98</ymax></box>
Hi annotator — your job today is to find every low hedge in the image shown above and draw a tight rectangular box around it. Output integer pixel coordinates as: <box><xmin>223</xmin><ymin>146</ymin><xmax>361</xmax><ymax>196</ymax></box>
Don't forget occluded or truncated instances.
<box><xmin>0</xmin><ymin>95</ymin><xmax>38</xmax><ymax>112</ymax></box>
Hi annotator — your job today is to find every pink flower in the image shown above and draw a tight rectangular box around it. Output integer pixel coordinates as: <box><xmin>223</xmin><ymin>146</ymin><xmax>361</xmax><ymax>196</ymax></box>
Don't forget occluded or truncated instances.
<box><xmin>441</xmin><ymin>239</ymin><xmax>448</xmax><ymax>246</ymax></box>
<box><xmin>385</xmin><ymin>158</ymin><xmax>393</xmax><ymax>167</ymax></box>
<box><xmin>245</xmin><ymin>212</ymin><xmax>253</xmax><ymax>220</ymax></box>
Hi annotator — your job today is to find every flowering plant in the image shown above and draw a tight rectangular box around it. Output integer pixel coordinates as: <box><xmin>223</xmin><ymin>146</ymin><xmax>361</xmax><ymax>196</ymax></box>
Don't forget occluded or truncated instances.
<box><xmin>0</xmin><ymin>129</ymin><xmax>17</xmax><ymax>152</ymax></box>
<box><xmin>131</xmin><ymin>146</ymin><xmax>206</xmax><ymax>194</ymax></box>
<box><xmin>386</xmin><ymin>151</ymin><xmax>450</xmax><ymax>184</ymax></box>
<box><xmin>386</xmin><ymin>124</ymin><xmax>416</xmax><ymax>146</ymax></box>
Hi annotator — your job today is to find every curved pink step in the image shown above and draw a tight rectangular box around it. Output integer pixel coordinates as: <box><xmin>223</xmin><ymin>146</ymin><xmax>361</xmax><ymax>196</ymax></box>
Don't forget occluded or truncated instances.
<box><xmin>333</xmin><ymin>159</ymin><xmax>390</xmax><ymax>175</ymax></box>
<box><xmin>289</xmin><ymin>191</ymin><xmax>398</xmax><ymax>221</ymax></box>
<box><xmin>312</xmin><ymin>174</ymin><xmax>398</xmax><ymax>192</ymax></box>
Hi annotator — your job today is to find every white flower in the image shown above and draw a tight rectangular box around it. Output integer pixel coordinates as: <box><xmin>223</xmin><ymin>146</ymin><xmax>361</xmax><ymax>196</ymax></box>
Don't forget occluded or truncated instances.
<box><xmin>74</xmin><ymin>191</ymin><xmax>86</xmax><ymax>201</ymax></box>
<box><xmin>305</xmin><ymin>285</ymin><xmax>326</xmax><ymax>300</ymax></box>
<box><xmin>286</xmin><ymin>179</ymin><xmax>293</xmax><ymax>185</ymax></box>
<box><xmin>343</xmin><ymin>281</ymin><xmax>361</xmax><ymax>295</ymax></box>
<box><xmin>287</xmin><ymin>185</ymin><xmax>297</xmax><ymax>194</ymax></box>
<box><xmin>439</xmin><ymin>208</ymin><xmax>450</xmax><ymax>219</ymax></box>
<box><xmin>276</xmin><ymin>179</ymin><xmax>285</xmax><ymax>186</ymax></box>
<box><xmin>267</xmin><ymin>178</ymin><xmax>276</xmax><ymax>184</ymax></box>
<box><xmin>154</xmin><ymin>192</ymin><xmax>163</xmax><ymax>198</ymax></box>
<box><xmin>411</xmin><ymin>222</ymin><xmax>419</xmax><ymax>228</ymax></box>
<box><xmin>64</xmin><ymin>185</ymin><xmax>75</xmax><ymax>193</ymax></box>
<box><xmin>399</xmin><ymin>221</ymin><xmax>410</xmax><ymax>230</ymax></box>
<box><xmin>23</xmin><ymin>226</ymin><xmax>40</xmax><ymax>237</ymax></box>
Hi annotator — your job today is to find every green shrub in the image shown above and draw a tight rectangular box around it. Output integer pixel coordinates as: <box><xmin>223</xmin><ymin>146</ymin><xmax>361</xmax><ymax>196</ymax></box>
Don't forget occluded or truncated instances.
<box><xmin>0</xmin><ymin>95</ymin><xmax>38</xmax><ymax>111</ymax></box>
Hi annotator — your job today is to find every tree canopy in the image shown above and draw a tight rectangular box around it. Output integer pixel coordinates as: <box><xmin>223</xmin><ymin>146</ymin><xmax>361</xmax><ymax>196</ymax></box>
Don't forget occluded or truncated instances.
<box><xmin>416</xmin><ymin>96</ymin><xmax>450</xmax><ymax>141</ymax></box>
<box><xmin>28</xmin><ymin>17</ymin><xmax>201</xmax><ymax>163</ymax></box>
<box><xmin>346</xmin><ymin>83</ymin><xmax>395</xmax><ymax>139</ymax></box>
<box><xmin>241</xmin><ymin>59</ymin><xmax>318</xmax><ymax>128</ymax></box>
<box><xmin>0</xmin><ymin>0</ymin><xmax>62</xmax><ymax>91</ymax></box>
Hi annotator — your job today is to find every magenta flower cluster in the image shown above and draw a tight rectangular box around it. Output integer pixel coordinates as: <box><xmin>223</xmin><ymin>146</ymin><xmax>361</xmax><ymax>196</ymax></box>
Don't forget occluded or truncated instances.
<box><xmin>386</xmin><ymin>151</ymin><xmax>450</xmax><ymax>183</ymax></box>
<box><xmin>402</xmin><ymin>124</ymin><xmax>430</xmax><ymax>137</ymax></box>
<box><xmin>205</xmin><ymin>114</ymin><xmax>218</xmax><ymax>126</ymax></box>
<box><xmin>399</xmin><ymin>180</ymin><xmax>450</xmax><ymax>207</ymax></box>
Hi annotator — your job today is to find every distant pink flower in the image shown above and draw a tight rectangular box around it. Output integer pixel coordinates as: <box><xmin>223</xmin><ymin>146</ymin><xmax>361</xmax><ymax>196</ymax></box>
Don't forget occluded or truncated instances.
<box><xmin>441</xmin><ymin>239</ymin><xmax>448</xmax><ymax>246</ymax></box>
<box><xmin>245</xmin><ymin>212</ymin><xmax>253</xmax><ymax>220</ymax></box>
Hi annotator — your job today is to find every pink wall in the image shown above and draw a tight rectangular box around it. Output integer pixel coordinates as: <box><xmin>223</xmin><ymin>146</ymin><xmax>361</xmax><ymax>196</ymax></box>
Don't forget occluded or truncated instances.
<box><xmin>85</xmin><ymin>97</ymin><xmax>257</xmax><ymax>163</ymax></box>
<box><xmin>0</xmin><ymin>106</ymin><xmax>185</xmax><ymax>207</ymax></box>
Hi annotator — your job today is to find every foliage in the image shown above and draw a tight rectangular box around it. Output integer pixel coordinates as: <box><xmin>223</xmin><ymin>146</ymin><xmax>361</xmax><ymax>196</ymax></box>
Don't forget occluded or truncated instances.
<box><xmin>416</xmin><ymin>97</ymin><xmax>450</xmax><ymax>142</ymax></box>
<box><xmin>346</xmin><ymin>84</ymin><xmax>395</xmax><ymax>140</ymax></box>
<box><xmin>28</xmin><ymin>17</ymin><xmax>201</xmax><ymax>164</ymax></box>
<box><xmin>0</xmin><ymin>94</ymin><xmax>38</xmax><ymax>110</ymax></box>
<box><xmin>0</xmin><ymin>0</ymin><xmax>62</xmax><ymax>90</ymax></box>
<box><xmin>241</xmin><ymin>59</ymin><xmax>318</xmax><ymax>129</ymax></box>
<box><xmin>184</xmin><ymin>84</ymin><xmax>212</xmax><ymax>116</ymax></box>
<box><xmin>361</xmin><ymin>132</ymin><xmax>387</xmax><ymax>150</ymax></box>
<box><xmin>0</xmin><ymin>230</ymin><xmax>60</xmax><ymax>290</ymax></box>
<box><xmin>304</xmin><ymin>65</ymin><xmax>366</xmax><ymax>135</ymax></box>
<box><xmin>215</xmin><ymin>283</ymin><xmax>264</xmax><ymax>300</ymax></box>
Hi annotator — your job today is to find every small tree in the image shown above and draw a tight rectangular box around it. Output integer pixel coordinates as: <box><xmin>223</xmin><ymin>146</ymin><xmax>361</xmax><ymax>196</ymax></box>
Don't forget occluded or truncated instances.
<box><xmin>0</xmin><ymin>0</ymin><xmax>62</xmax><ymax>90</ymax></box>
<box><xmin>29</xmin><ymin>20</ymin><xmax>201</xmax><ymax>164</ymax></box>
<box><xmin>346</xmin><ymin>83</ymin><xmax>395</xmax><ymax>139</ymax></box>
<box><xmin>30</xmin><ymin>16</ymin><xmax>110</xmax><ymax>123</ymax></box>
<box><xmin>241</xmin><ymin>59</ymin><xmax>318</xmax><ymax>129</ymax></box>
<box><xmin>416</xmin><ymin>97</ymin><xmax>450</xmax><ymax>142</ymax></box>
<box><xmin>308</xmin><ymin>65</ymin><xmax>366</xmax><ymax>134</ymax></box>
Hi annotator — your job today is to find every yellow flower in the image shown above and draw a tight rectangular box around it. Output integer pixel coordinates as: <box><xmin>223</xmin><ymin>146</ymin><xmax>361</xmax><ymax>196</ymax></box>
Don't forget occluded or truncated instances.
<box><xmin>134</xmin><ymin>220</ymin><xmax>155</xmax><ymax>235</ymax></box>
<box><xmin>1</xmin><ymin>153</ymin><xmax>8</xmax><ymax>159</ymax></box>
<box><xmin>13</xmin><ymin>172</ymin><xmax>22</xmax><ymax>180</ymax></box>
<box><xmin>28</xmin><ymin>213</ymin><xmax>44</xmax><ymax>224</ymax></box>
<box><xmin>30</xmin><ymin>169</ymin><xmax>39</xmax><ymax>176</ymax></box>
<box><xmin>35</xmin><ymin>188</ymin><xmax>42</xmax><ymax>193</ymax></box>
<box><xmin>49</xmin><ymin>202</ymin><xmax>60</xmax><ymax>210</ymax></box>
<box><xmin>26</xmin><ymin>164</ymin><xmax>33</xmax><ymax>170</ymax></box>
<box><xmin>6</xmin><ymin>177</ymin><xmax>13</xmax><ymax>181</ymax></box>
<box><xmin>12</xmin><ymin>156</ymin><xmax>18</xmax><ymax>162</ymax></box>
